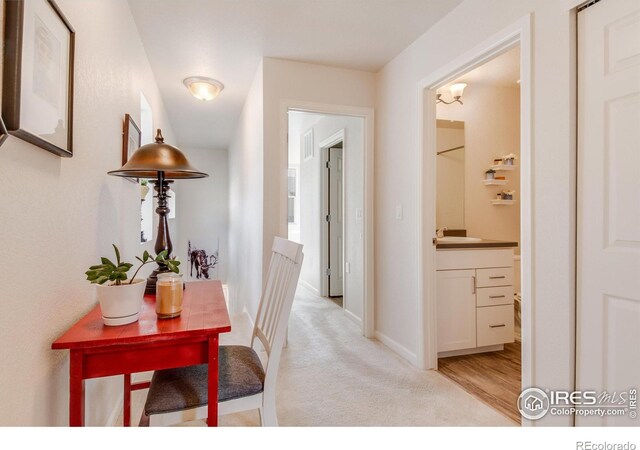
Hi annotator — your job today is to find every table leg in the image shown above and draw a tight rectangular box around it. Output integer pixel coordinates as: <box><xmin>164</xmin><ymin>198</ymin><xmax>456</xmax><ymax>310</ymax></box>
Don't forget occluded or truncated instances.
<box><xmin>69</xmin><ymin>350</ymin><xmax>85</xmax><ymax>427</ymax></box>
<box><xmin>207</xmin><ymin>334</ymin><xmax>219</xmax><ymax>427</ymax></box>
<box><xmin>123</xmin><ymin>373</ymin><xmax>132</xmax><ymax>427</ymax></box>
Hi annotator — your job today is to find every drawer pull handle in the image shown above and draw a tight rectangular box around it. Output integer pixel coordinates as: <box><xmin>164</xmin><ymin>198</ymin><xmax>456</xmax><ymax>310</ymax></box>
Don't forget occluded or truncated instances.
<box><xmin>490</xmin><ymin>324</ymin><xmax>506</xmax><ymax>328</ymax></box>
<box><xmin>489</xmin><ymin>276</ymin><xmax>506</xmax><ymax>279</ymax></box>
<box><xmin>489</xmin><ymin>295</ymin><xmax>506</xmax><ymax>299</ymax></box>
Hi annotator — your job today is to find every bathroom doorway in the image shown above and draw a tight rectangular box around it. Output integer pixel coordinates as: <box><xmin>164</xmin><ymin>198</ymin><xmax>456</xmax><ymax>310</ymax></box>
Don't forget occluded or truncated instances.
<box><xmin>417</xmin><ymin>19</ymin><xmax>533</xmax><ymax>426</ymax></box>
<box><xmin>433</xmin><ymin>46</ymin><xmax>523</xmax><ymax>424</ymax></box>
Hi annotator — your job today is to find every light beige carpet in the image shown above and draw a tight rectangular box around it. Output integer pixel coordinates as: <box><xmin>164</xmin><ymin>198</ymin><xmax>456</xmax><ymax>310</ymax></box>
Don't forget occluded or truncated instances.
<box><xmin>118</xmin><ymin>285</ymin><xmax>513</xmax><ymax>426</ymax></box>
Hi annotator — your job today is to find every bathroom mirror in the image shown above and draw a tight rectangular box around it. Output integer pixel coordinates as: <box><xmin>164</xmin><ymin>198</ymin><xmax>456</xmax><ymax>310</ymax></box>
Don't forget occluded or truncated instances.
<box><xmin>436</xmin><ymin>119</ymin><xmax>465</xmax><ymax>230</ymax></box>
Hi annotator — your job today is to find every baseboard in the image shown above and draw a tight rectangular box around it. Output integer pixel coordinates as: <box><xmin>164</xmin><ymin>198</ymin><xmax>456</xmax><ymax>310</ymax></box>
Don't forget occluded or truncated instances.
<box><xmin>374</xmin><ymin>331</ymin><xmax>418</xmax><ymax>366</ymax></box>
<box><xmin>242</xmin><ymin>305</ymin><xmax>255</xmax><ymax>330</ymax></box>
<box><xmin>343</xmin><ymin>308</ymin><xmax>362</xmax><ymax>327</ymax></box>
<box><xmin>298</xmin><ymin>279</ymin><xmax>320</xmax><ymax>296</ymax></box>
<box><xmin>438</xmin><ymin>344</ymin><xmax>504</xmax><ymax>358</ymax></box>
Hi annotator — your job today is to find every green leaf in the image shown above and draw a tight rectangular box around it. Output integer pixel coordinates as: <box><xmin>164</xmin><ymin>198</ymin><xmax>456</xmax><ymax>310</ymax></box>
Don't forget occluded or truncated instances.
<box><xmin>89</xmin><ymin>264</ymin><xmax>105</xmax><ymax>270</ymax></box>
<box><xmin>101</xmin><ymin>257</ymin><xmax>116</xmax><ymax>268</ymax></box>
<box><xmin>135</xmin><ymin>256</ymin><xmax>144</xmax><ymax>263</ymax></box>
<box><xmin>143</xmin><ymin>250</ymin><xmax>150</xmax><ymax>262</ymax></box>
<box><xmin>113</xmin><ymin>244</ymin><xmax>121</xmax><ymax>265</ymax></box>
<box><xmin>156</xmin><ymin>250</ymin><xmax>168</xmax><ymax>261</ymax></box>
<box><xmin>96</xmin><ymin>276</ymin><xmax>108</xmax><ymax>285</ymax></box>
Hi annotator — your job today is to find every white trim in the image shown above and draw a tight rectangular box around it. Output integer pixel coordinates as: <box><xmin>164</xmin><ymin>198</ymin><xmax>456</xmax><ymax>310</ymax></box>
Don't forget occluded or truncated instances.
<box><xmin>375</xmin><ymin>331</ymin><xmax>418</xmax><ymax>366</ymax></box>
<box><xmin>298</xmin><ymin>278</ymin><xmax>320</xmax><ymax>296</ymax></box>
<box><xmin>318</xmin><ymin>129</ymin><xmax>346</xmax><ymax>298</ymax></box>
<box><xmin>281</xmin><ymin>100</ymin><xmax>375</xmax><ymax>339</ymax></box>
<box><xmin>416</xmin><ymin>14</ymin><xmax>534</xmax><ymax>421</ymax></box>
<box><xmin>343</xmin><ymin>308</ymin><xmax>362</xmax><ymax>327</ymax></box>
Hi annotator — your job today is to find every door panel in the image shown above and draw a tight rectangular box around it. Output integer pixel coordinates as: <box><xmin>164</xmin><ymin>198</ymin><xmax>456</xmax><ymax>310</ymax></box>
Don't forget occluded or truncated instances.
<box><xmin>577</xmin><ymin>0</ymin><xmax>640</xmax><ymax>426</ymax></box>
<box><xmin>437</xmin><ymin>270</ymin><xmax>476</xmax><ymax>352</ymax></box>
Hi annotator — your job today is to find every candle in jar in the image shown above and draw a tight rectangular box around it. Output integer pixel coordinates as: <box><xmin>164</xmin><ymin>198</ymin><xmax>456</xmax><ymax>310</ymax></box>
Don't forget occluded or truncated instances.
<box><xmin>156</xmin><ymin>273</ymin><xmax>183</xmax><ymax>319</ymax></box>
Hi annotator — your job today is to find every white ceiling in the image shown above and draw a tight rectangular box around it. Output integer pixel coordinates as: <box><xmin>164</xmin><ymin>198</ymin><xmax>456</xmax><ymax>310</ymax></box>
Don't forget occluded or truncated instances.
<box><xmin>451</xmin><ymin>46</ymin><xmax>521</xmax><ymax>88</ymax></box>
<box><xmin>129</xmin><ymin>0</ymin><xmax>463</xmax><ymax>149</ymax></box>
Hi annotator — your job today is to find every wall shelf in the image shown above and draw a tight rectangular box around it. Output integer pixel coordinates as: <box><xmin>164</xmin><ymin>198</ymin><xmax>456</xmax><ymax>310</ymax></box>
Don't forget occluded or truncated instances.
<box><xmin>491</xmin><ymin>199</ymin><xmax>515</xmax><ymax>206</ymax></box>
<box><xmin>491</xmin><ymin>164</ymin><xmax>516</xmax><ymax>171</ymax></box>
<box><xmin>482</xmin><ymin>179</ymin><xmax>507</xmax><ymax>186</ymax></box>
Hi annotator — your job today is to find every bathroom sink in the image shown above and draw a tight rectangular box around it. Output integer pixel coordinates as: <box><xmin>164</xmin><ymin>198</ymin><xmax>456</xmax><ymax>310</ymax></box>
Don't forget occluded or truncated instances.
<box><xmin>437</xmin><ymin>236</ymin><xmax>483</xmax><ymax>243</ymax></box>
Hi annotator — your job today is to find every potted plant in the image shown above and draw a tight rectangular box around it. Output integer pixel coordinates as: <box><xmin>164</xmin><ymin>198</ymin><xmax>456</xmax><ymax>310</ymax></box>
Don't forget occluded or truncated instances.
<box><xmin>502</xmin><ymin>153</ymin><xmax>518</xmax><ymax>166</ymax></box>
<box><xmin>485</xmin><ymin>169</ymin><xmax>496</xmax><ymax>180</ymax></box>
<box><xmin>85</xmin><ymin>245</ymin><xmax>180</xmax><ymax>326</ymax></box>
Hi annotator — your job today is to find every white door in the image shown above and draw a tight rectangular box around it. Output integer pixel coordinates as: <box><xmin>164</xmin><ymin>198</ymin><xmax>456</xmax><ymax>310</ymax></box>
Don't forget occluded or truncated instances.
<box><xmin>328</xmin><ymin>147</ymin><xmax>344</xmax><ymax>297</ymax></box>
<box><xmin>437</xmin><ymin>270</ymin><xmax>476</xmax><ymax>352</ymax></box>
<box><xmin>577</xmin><ymin>0</ymin><xmax>640</xmax><ymax>426</ymax></box>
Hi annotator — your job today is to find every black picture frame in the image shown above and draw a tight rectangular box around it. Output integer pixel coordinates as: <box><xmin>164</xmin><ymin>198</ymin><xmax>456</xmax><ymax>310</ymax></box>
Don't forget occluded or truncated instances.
<box><xmin>0</xmin><ymin>116</ymin><xmax>8</xmax><ymax>147</ymax></box>
<box><xmin>122</xmin><ymin>114</ymin><xmax>142</xmax><ymax>183</ymax></box>
<box><xmin>2</xmin><ymin>0</ymin><xmax>75</xmax><ymax>157</ymax></box>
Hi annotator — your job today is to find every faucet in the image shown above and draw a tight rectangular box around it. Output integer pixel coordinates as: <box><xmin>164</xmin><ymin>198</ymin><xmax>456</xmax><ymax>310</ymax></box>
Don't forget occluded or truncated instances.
<box><xmin>436</xmin><ymin>227</ymin><xmax>448</xmax><ymax>238</ymax></box>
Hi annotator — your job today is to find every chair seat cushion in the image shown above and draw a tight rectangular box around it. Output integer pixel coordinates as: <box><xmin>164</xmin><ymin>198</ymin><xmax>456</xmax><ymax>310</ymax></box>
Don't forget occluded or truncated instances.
<box><xmin>144</xmin><ymin>345</ymin><xmax>265</xmax><ymax>416</ymax></box>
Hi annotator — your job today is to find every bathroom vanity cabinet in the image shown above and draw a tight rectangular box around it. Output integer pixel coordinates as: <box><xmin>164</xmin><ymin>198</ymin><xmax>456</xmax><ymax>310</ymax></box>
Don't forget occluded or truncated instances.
<box><xmin>436</xmin><ymin>247</ymin><xmax>515</xmax><ymax>356</ymax></box>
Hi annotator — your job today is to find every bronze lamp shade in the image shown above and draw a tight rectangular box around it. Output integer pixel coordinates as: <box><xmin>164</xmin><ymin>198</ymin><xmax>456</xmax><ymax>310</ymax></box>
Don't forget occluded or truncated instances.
<box><xmin>108</xmin><ymin>129</ymin><xmax>208</xmax><ymax>295</ymax></box>
<box><xmin>108</xmin><ymin>129</ymin><xmax>208</xmax><ymax>179</ymax></box>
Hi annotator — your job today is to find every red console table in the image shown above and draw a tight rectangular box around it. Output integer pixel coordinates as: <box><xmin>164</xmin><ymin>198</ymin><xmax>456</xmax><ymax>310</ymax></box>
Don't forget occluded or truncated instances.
<box><xmin>52</xmin><ymin>280</ymin><xmax>231</xmax><ymax>426</ymax></box>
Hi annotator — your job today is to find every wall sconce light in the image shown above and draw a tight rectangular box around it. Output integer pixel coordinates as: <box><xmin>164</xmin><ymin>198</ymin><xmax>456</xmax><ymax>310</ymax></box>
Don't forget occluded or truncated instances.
<box><xmin>183</xmin><ymin>76</ymin><xmax>224</xmax><ymax>101</ymax></box>
<box><xmin>437</xmin><ymin>83</ymin><xmax>467</xmax><ymax>105</ymax></box>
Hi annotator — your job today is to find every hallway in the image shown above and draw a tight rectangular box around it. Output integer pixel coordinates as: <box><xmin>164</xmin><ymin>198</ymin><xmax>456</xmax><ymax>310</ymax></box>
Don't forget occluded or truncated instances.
<box><xmin>120</xmin><ymin>285</ymin><xmax>512</xmax><ymax>426</ymax></box>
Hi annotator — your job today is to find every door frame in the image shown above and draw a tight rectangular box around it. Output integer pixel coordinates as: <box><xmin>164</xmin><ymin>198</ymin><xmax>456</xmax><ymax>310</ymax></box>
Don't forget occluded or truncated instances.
<box><xmin>416</xmin><ymin>14</ymin><xmax>534</xmax><ymax>391</ymax></box>
<box><xmin>281</xmin><ymin>100</ymin><xmax>375</xmax><ymax>338</ymax></box>
<box><xmin>319</xmin><ymin>130</ymin><xmax>346</xmax><ymax>299</ymax></box>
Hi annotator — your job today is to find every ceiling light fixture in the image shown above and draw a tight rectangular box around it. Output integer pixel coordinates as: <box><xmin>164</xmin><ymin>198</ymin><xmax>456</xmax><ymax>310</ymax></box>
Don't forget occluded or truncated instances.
<box><xmin>436</xmin><ymin>83</ymin><xmax>467</xmax><ymax>105</ymax></box>
<box><xmin>183</xmin><ymin>76</ymin><xmax>224</xmax><ymax>101</ymax></box>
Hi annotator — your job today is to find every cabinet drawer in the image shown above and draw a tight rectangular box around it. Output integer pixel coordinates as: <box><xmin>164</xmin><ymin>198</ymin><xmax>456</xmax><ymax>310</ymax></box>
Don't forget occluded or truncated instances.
<box><xmin>477</xmin><ymin>305</ymin><xmax>514</xmax><ymax>347</ymax></box>
<box><xmin>476</xmin><ymin>267</ymin><xmax>513</xmax><ymax>287</ymax></box>
<box><xmin>477</xmin><ymin>286</ymin><xmax>514</xmax><ymax>307</ymax></box>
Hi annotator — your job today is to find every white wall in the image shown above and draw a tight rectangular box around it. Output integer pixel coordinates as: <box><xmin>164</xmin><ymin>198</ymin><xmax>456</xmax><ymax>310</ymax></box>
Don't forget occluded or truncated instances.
<box><xmin>375</xmin><ymin>0</ymin><xmax>576</xmax><ymax>425</ymax></box>
<box><xmin>291</xmin><ymin>113</ymin><xmax>365</xmax><ymax>322</ymax></box>
<box><xmin>287</xmin><ymin>112</ymin><xmax>323</xmax><ymax>243</ymax></box>
<box><xmin>227</xmin><ymin>62</ymin><xmax>264</xmax><ymax>318</ymax></box>
<box><xmin>0</xmin><ymin>0</ymin><xmax>176</xmax><ymax>425</ymax></box>
<box><xmin>175</xmin><ymin>148</ymin><xmax>229</xmax><ymax>282</ymax></box>
<box><xmin>437</xmin><ymin>83</ymin><xmax>521</xmax><ymax>246</ymax></box>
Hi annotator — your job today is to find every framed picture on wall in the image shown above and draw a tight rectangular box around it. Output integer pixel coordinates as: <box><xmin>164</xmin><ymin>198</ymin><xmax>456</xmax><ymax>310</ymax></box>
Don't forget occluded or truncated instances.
<box><xmin>2</xmin><ymin>0</ymin><xmax>75</xmax><ymax>157</ymax></box>
<box><xmin>122</xmin><ymin>114</ymin><xmax>142</xmax><ymax>183</ymax></box>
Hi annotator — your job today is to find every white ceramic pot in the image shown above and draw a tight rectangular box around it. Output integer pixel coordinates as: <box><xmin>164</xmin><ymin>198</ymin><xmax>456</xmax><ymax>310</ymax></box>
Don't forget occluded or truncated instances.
<box><xmin>95</xmin><ymin>279</ymin><xmax>147</xmax><ymax>326</ymax></box>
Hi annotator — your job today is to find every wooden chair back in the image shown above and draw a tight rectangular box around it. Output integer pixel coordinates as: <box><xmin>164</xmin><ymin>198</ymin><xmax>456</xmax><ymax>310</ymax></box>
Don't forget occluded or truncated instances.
<box><xmin>251</xmin><ymin>237</ymin><xmax>303</xmax><ymax>386</ymax></box>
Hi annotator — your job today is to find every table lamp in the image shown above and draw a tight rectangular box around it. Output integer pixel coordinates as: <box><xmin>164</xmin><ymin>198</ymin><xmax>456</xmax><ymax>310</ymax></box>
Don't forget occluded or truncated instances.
<box><xmin>108</xmin><ymin>129</ymin><xmax>208</xmax><ymax>294</ymax></box>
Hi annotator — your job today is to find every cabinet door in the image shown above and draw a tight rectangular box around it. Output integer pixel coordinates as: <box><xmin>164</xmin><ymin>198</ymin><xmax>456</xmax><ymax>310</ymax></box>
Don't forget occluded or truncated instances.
<box><xmin>437</xmin><ymin>270</ymin><xmax>476</xmax><ymax>352</ymax></box>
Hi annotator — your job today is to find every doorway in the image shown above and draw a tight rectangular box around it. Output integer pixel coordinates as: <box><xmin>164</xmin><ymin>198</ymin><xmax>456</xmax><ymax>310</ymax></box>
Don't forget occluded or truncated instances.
<box><xmin>286</xmin><ymin>109</ymin><xmax>370</xmax><ymax>333</ymax></box>
<box><xmin>417</xmin><ymin>16</ymin><xmax>533</xmax><ymax>425</ymax></box>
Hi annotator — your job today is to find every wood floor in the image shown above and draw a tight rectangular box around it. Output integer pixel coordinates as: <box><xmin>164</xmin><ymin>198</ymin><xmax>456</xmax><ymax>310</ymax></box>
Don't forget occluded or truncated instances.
<box><xmin>438</xmin><ymin>341</ymin><xmax>521</xmax><ymax>424</ymax></box>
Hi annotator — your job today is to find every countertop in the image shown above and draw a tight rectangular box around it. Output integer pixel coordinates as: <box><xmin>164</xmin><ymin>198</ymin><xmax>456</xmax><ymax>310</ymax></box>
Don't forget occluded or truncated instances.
<box><xmin>436</xmin><ymin>239</ymin><xmax>519</xmax><ymax>249</ymax></box>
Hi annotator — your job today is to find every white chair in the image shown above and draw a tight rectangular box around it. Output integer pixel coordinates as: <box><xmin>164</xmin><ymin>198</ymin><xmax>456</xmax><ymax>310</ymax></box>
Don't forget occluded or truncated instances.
<box><xmin>141</xmin><ymin>237</ymin><xmax>303</xmax><ymax>426</ymax></box>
